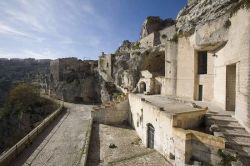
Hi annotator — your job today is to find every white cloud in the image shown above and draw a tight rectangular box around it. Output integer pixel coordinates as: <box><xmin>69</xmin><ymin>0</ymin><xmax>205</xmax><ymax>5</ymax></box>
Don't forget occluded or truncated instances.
<box><xmin>0</xmin><ymin>0</ymin><xmax>114</xmax><ymax>59</ymax></box>
<box><xmin>0</xmin><ymin>22</ymin><xmax>31</xmax><ymax>38</ymax></box>
<box><xmin>5</xmin><ymin>9</ymin><xmax>45</xmax><ymax>32</ymax></box>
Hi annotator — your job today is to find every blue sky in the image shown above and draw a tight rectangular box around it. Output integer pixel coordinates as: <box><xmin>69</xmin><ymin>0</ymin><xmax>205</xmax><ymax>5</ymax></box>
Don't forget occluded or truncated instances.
<box><xmin>0</xmin><ymin>0</ymin><xmax>187</xmax><ymax>60</ymax></box>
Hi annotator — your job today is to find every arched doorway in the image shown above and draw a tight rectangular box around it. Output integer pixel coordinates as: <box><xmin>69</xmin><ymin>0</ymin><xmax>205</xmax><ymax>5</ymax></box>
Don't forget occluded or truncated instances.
<box><xmin>139</xmin><ymin>81</ymin><xmax>146</xmax><ymax>93</ymax></box>
<box><xmin>147</xmin><ymin>123</ymin><xmax>155</xmax><ymax>149</ymax></box>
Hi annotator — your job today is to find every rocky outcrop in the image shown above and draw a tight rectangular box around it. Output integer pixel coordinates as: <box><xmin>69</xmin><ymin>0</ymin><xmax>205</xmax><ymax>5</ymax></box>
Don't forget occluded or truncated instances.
<box><xmin>111</xmin><ymin>41</ymin><xmax>165</xmax><ymax>92</ymax></box>
<box><xmin>49</xmin><ymin>58</ymin><xmax>101</xmax><ymax>103</ymax></box>
<box><xmin>140</xmin><ymin>16</ymin><xmax>175</xmax><ymax>39</ymax></box>
<box><xmin>176</xmin><ymin>0</ymin><xmax>246</xmax><ymax>36</ymax></box>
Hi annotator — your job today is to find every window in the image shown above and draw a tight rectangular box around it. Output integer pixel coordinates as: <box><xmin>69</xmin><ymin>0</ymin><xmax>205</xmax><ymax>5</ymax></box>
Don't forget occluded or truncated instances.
<box><xmin>106</xmin><ymin>62</ymin><xmax>109</xmax><ymax>68</ymax></box>
<box><xmin>198</xmin><ymin>51</ymin><xmax>207</xmax><ymax>74</ymax></box>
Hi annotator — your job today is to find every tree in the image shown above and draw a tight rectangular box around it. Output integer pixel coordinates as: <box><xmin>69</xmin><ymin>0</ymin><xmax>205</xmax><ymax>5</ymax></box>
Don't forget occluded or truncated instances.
<box><xmin>6</xmin><ymin>83</ymin><xmax>40</xmax><ymax>115</ymax></box>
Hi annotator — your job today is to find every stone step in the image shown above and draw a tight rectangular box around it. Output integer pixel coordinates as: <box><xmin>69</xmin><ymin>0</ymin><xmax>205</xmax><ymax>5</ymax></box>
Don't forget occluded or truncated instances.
<box><xmin>206</xmin><ymin>120</ymin><xmax>240</xmax><ymax>127</ymax></box>
<box><xmin>226</xmin><ymin>141</ymin><xmax>250</xmax><ymax>147</ymax></box>
<box><xmin>226</xmin><ymin>148</ymin><xmax>250</xmax><ymax>160</ymax></box>
<box><xmin>206</xmin><ymin>116</ymin><xmax>237</xmax><ymax>122</ymax></box>
<box><xmin>221</xmin><ymin>128</ymin><xmax>247</xmax><ymax>134</ymax></box>
<box><xmin>226</xmin><ymin>136</ymin><xmax>250</xmax><ymax>145</ymax></box>
<box><xmin>218</xmin><ymin>124</ymin><xmax>244</xmax><ymax>129</ymax></box>
<box><xmin>224</xmin><ymin>132</ymin><xmax>250</xmax><ymax>138</ymax></box>
<box><xmin>227</xmin><ymin>146</ymin><xmax>250</xmax><ymax>157</ymax></box>
<box><xmin>206</xmin><ymin>113</ymin><xmax>232</xmax><ymax>117</ymax></box>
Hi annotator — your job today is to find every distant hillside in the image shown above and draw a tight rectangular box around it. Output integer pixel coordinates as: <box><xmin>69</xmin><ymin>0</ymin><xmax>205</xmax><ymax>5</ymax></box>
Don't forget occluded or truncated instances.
<box><xmin>0</xmin><ymin>58</ymin><xmax>50</xmax><ymax>105</ymax></box>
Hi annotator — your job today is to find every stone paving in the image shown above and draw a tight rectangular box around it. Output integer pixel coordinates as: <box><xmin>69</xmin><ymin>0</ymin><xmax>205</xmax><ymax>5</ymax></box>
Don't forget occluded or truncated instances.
<box><xmin>87</xmin><ymin>124</ymin><xmax>171</xmax><ymax>166</ymax></box>
<box><xmin>10</xmin><ymin>103</ymin><xmax>93</xmax><ymax>166</ymax></box>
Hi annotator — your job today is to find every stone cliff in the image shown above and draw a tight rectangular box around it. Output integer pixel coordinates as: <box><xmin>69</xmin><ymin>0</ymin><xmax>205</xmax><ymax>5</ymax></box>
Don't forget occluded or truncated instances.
<box><xmin>176</xmin><ymin>0</ymin><xmax>249</xmax><ymax>36</ymax></box>
<box><xmin>49</xmin><ymin>58</ymin><xmax>101</xmax><ymax>103</ymax></box>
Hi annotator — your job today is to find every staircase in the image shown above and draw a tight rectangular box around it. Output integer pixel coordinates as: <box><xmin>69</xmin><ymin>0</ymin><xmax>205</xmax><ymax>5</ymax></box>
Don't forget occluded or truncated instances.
<box><xmin>205</xmin><ymin>112</ymin><xmax>250</xmax><ymax>165</ymax></box>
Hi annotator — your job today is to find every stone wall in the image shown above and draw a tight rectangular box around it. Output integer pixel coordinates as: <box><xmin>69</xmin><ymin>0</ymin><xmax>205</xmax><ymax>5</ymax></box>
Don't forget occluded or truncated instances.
<box><xmin>128</xmin><ymin>93</ymin><xmax>224</xmax><ymax>165</ymax></box>
<box><xmin>176</xmin><ymin>37</ymin><xmax>196</xmax><ymax>99</ymax></box>
<box><xmin>98</xmin><ymin>53</ymin><xmax>113</xmax><ymax>82</ymax></box>
<box><xmin>173</xmin><ymin>128</ymin><xmax>225</xmax><ymax>166</ymax></box>
<box><xmin>128</xmin><ymin>93</ymin><xmax>172</xmax><ymax>157</ymax></box>
<box><xmin>165</xmin><ymin>41</ymin><xmax>177</xmax><ymax>96</ymax></box>
<box><xmin>194</xmin><ymin>52</ymin><xmax>214</xmax><ymax>101</ymax></box>
<box><xmin>139</xmin><ymin>32</ymin><xmax>159</xmax><ymax>48</ymax></box>
<box><xmin>213</xmin><ymin>9</ymin><xmax>250</xmax><ymax>130</ymax></box>
<box><xmin>91</xmin><ymin>100</ymin><xmax>129</xmax><ymax>124</ymax></box>
<box><xmin>172</xmin><ymin>110</ymin><xmax>207</xmax><ymax>129</ymax></box>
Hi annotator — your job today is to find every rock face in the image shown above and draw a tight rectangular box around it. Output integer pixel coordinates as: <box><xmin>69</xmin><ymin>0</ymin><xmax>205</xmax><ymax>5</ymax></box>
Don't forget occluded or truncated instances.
<box><xmin>140</xmin><ymin>16</ymin><xmax>175</xmax><ymax>39</ymax></box>
<box><xmin>0</xmin><ymin>58</ymin><xmax>50</xmax><ymax>105</ymax></box>
<box><xmin>176</xmin><ymin>0</ymin><xmax>243</xmax><ymax>36</ymax></box>
<box><xmin>49</xmin><ymin>58</ymin><xmax>101</xmax><ymax>103</ymax></box>
<box><xmin>111</xmin><ymin>40</ymin><xmax>165</xmax><ymax>92</ymax></box>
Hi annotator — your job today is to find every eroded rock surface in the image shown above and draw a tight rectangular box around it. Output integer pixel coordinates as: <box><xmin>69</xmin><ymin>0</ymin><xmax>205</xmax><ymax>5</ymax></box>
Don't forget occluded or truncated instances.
<box><xmin>176</xmin><ymin>0</ymin><xmax>244</xmax><ymax>36</ymax></box>
<box><xmin>140</xmin><ymin>16</ymin><xmax>175</xmax><ymax>39</ymax></box>
<box><xmin>49</xmin><ymin>58</ymin><xmax>101</xmax><ymax>103</ymax></box>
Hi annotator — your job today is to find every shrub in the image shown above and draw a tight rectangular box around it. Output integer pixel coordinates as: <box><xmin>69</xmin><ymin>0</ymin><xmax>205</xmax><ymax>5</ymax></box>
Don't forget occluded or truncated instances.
<box><xmin>132</xmin><ymin>43</ymin><xmax>140</xmax><ymax>50</ymax></box>
<box><xmin>218</xmin><ymin>149</ymin><xmax>237</xmax><ymax>166</ymax></box>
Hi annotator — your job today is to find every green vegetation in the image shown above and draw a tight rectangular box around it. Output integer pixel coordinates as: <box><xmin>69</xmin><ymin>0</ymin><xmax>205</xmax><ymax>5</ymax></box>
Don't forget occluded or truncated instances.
<box><xmin>169</xmin><ymin>33</ymin><xmax>178</xmax><ymax>42</ymax></box>
<box><xmin>146</xmin><ymin>16</ymin><xmax>161</xmax><ymax>25</ymax></box>
<box><xmin>112</xmin><ymin>92</ymin><xmax>123</xmax><ymax>101</ymax></box>
<box><xmin>132</xmin><ymin>42</ymin><xmax>140</xmax><ymax>50</ymax></box>
<box><xmin>0</xmin><ymin>83</ymin><xmax>58</xmax><ymax>153</ymax></box>
<box><xmin>218</xmin><ymin>149</ymin><xmax>237</xmax><ymax>166</ymax></box>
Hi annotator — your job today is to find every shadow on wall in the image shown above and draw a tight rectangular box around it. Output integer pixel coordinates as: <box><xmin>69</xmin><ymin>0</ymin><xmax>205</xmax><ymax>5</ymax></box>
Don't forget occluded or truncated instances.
<box><xmin>86</xmin><ymin>123</ymin><xmax>100</xmax><ymax>166</ymax></box>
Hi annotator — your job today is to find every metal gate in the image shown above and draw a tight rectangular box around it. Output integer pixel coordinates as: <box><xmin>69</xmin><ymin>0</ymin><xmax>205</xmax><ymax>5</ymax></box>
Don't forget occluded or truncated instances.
<box><xmin>147</xmin><ymin>123</ymin><xmax>154</xmax><ymax>149</ymax></box>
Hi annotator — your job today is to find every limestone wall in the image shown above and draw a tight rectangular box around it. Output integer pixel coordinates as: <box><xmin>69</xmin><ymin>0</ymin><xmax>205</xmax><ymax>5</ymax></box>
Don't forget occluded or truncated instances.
<box><xmin>91</xmin><ymin>100</ymin><xmax>129</xmax><ymax>125</ymax></box>
<box><xmin>159</xmin><ymin>25</ymin><xmax>176</xmax><ymax>44</ymax></box>
<box><xmin>128</xmin><ymin>93</ymin><xmax>224</xmax><ymax>165</ymax></box>
<box><xmin>128</xmin><ymin>93</ymin><xmax>172</xmax><ymax>157</ymax></box>
<box><xmin>139</xmin><ymin>32</ymin><xmax>160</xmax><ymax>48</ymax></box>
<box><xmin>173</xmin><ymin>128</ymin><xmax>225</xmax><ymax>166</ymax></box>
<box><xmin>172</xmin><ymin>110</ymin><xmax>207</xmax><ymax>129</ymax></box>
<box><xmin>165</xmin><ymin>41</ymin><xmax>177</xmax><ymax>96</ymax></box>
<box><xmin>213</xmin><ymin>9</ymin><xmax>250</xmax><ymax>130</ymax></box>
<box><xmin>176</xmin><ymin>37</ymin><xmax>195</xmax><ymax>99</ymax></box>
<box><xmin>98</xmin><ymin>54</ymin><xmax>113</xmax><ymax>82</ymax></box>
<box><xmin>195</xmin><ymin>52</ymin><xmax>214</xmax><ymax>101</ymax></box>
<box><xmin>174</xmin><ymin>9</ymin><xmax>250</xmax><ymax>130</ymax></box>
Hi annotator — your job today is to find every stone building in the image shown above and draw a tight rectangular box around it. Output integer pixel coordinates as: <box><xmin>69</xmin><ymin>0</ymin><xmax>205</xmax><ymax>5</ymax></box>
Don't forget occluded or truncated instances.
<box><xmin>97</xmin><ymin>0</ymin><xmax>250</xmax><ymax>165</ymax></box>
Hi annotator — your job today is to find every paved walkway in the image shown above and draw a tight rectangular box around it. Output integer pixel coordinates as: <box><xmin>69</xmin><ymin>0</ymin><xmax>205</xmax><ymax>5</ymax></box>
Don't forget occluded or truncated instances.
<box><xmin>11</xmin><ymin>102</ymin><xmax>93</xmax><ymax>166</ymax></box>
<box><xmin>87</xmin><ymin>124</ymin><xmax>171</xmax><ymax>166</ymax></box>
